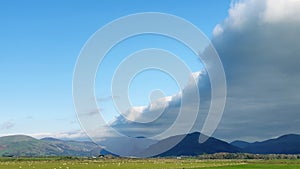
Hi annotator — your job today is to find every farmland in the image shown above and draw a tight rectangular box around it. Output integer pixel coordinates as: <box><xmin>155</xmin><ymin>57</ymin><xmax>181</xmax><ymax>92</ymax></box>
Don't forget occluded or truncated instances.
<box><xmin>0</xmin><ymin>157</ymin><xmax>299</xmax><ymax>169</ymax></box>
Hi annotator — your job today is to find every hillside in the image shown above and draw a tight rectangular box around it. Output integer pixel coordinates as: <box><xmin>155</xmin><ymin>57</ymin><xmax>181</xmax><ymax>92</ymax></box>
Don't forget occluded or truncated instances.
<box><xmin>0</xmin><ymin>135</ymin><xmax>60</xmax><ymax>157</ymax></box>
<box><xmin>241</xmin><ymin>134</ymin><xmax>300</xmax><ymax>154</ymax></box>
<box><xmin>41</xmin><ymin>137</ymin><xmax>101</xmax><ymax>156</ymax></box>
<box><xmin>141</xmin><ymin>132</ymin><xmax>240</xmax><ymax>157</ymax></box>
<box><xmin>0</xmin><ymin>135</ymin><xmax>101</xmax><ymax>157</ymax></box>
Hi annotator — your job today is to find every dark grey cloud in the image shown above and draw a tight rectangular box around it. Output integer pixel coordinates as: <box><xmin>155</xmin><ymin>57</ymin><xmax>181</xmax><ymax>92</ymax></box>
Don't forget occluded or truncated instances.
<box><xmin>212</xmin><ymin>0</ymin><xmax>300</xmax><ymax>141</ymax></box>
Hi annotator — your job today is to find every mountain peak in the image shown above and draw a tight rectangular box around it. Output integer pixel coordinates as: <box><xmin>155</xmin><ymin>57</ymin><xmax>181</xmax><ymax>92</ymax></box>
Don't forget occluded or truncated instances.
<box><xmin>277</xmin><ymin>133</ymin><xmax>300</xmax><ymax>139</ymax></box>
<box><xmin>141</xmin><ymin>132</ymin><xmax>240</xmax><ymax>157</ymax></box>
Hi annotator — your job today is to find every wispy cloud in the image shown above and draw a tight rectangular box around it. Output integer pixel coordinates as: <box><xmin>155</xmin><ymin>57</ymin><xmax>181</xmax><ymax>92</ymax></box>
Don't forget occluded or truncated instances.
<box><xmin>97</xmin><ymin>95</ymin><xmax>119</xmax><ymax>102</ymax></box>
<box><xmin>1</xmin><ymin>120</ymin><xmax>15</xmax><ymax>130</ymax></box>
<box><xmin>85</xmin><ymin>109</ymin><xmax>102</xmax><ymax>117</ymax></box>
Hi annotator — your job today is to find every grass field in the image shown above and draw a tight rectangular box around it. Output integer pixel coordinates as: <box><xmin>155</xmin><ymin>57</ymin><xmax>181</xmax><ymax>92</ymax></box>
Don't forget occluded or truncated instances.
<box><xmin>0</xmin><ymin>158</ymin><xmax>299</xmax><ymax>169</ymax></box>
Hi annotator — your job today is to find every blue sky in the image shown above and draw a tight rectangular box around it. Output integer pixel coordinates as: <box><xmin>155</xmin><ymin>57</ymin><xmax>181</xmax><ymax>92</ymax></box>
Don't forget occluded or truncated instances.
<box><xmin>0</xmin><ymin>1</ymin><xmax>230</xmax><ymax>136</ymax></box>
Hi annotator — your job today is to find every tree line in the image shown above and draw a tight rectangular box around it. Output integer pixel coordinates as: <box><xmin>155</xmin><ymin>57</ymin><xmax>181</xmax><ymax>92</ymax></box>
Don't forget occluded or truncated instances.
<box><xmin>197</xmin><ymin>153</ymin><xmax>300</xmax><ymax>160</ymax></box>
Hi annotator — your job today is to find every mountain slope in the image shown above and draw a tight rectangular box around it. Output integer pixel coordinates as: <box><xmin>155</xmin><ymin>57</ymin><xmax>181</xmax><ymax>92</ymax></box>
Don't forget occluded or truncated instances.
<box><xmin>242</xmin><ymin>134</ymin><xmax>300</xmax><ymax>154</ymax></box>
<box><xmin>142</xmin><ymin>132</ymin><xmax>240</xmax><ymax>157</ymax></box>
<box><xmin>0</xmin><ymin>135</ymin><xmax>101</xmax><ymax>157</ymax></box>
<box><xmin>41</xmin><ymin>137</ymin><xmax>101</xmax><ymax>156</ymax></box>
<box><xmin>0</xmin><ymin>135</ymin><xmax>60</xmax><ymax>156</ymax></box>
<box><xmin>231</xmin><ymin>140</ymin><xmax>251</xmax><ymax>149</ymax></box>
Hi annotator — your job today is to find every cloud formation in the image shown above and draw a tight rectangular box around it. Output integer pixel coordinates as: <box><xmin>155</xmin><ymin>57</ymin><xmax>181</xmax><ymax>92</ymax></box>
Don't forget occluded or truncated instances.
<box><xmin>110</xmin><ymin>71</ymin><xmax>205</xmax><ymax>139</ymax></box>
<box><xmin>93</xmin><ymin>0</ymin><xmax>300</xmax><ymax>144</ymax></box>
<box><xmin>212</xmin><ymin>0</ymin><xmax>300</xmax><ymax>141</ymax></box>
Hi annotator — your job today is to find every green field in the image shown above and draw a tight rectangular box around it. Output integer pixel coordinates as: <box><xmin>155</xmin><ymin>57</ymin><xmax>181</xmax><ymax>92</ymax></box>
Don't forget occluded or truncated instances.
<box><xmin>0</xmin><ymin>158</ymin><xmax>300</xmax><ymax>169</ymax></box>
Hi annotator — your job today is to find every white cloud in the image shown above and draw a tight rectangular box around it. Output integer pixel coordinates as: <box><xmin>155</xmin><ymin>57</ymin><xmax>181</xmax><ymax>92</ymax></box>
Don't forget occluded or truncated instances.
<box><xmin>125</xmin><ymin>106</ymin><xmax>147</xmax><ymax>121</ymax></box>
<box><xmin>213</xmin><ymin>0</ymin><xmax>266</xmax><ymax>36</ymax></box>
<box><xmin>263</xmin><ymin>0</ymin><xmax>300</xmax><ymax>23</ymax></box>
<box><xmin>213</xmin><ymin>24</ymin><xmax>224</xmax><ymax>37</ymax></box>
<box><xmin>214</xmin><ymin>0</ymin><xmax>300</xmax><ymax>37</ymax></box>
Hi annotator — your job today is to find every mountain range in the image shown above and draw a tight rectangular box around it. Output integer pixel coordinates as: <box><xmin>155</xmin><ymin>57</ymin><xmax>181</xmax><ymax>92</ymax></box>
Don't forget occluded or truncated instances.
<box><xmin>0</xmin><ymin>135</ymin><xmax>101</xmax><ymax>157</ymax></box>
<box><xmin>0</xmin><ymin>132</ymin><xmax>299</xmax><ymax>157</ymax></box>
<box><xmin>231</xmin><ymin>134</ymin><xmax>300</xmax><ymax>154</ymax></box>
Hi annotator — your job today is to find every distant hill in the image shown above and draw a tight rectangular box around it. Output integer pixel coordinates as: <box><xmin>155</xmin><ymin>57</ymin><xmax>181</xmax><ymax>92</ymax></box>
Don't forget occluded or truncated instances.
<box><xmin>0</xmin><ymin>135</ymin><xmax>101</xmax><ymax>157</ymax></box>
<box><xmin>141</xmin><ymin>132</ymin><xmax>240</xmax><ymax>157</ymax></box>
<box><xmin>0</xmin><ymin>135</ymin><xmax>61</xmax><ymax>157</ymax></box>
<box><xmin>231</xmin><ymin>140</ymin><xmax>251</xmax><ymax>149</ymax></box>
<box><xmin>239</xmin><ymin>134</ymin><xmax>300</xmax><ymax>154</ymax></box>
<box><xmin>41</xmin><ymin>137</ymin><xmax>101</xmax><ymax>156</ymax></box>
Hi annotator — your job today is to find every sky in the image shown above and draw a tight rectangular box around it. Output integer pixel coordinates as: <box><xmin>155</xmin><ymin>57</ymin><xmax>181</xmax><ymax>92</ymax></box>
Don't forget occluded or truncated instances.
<box><xmin>1</xmin><ymin>0</ymin><xmax>300</xmax><ymax>144</ymax></box>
